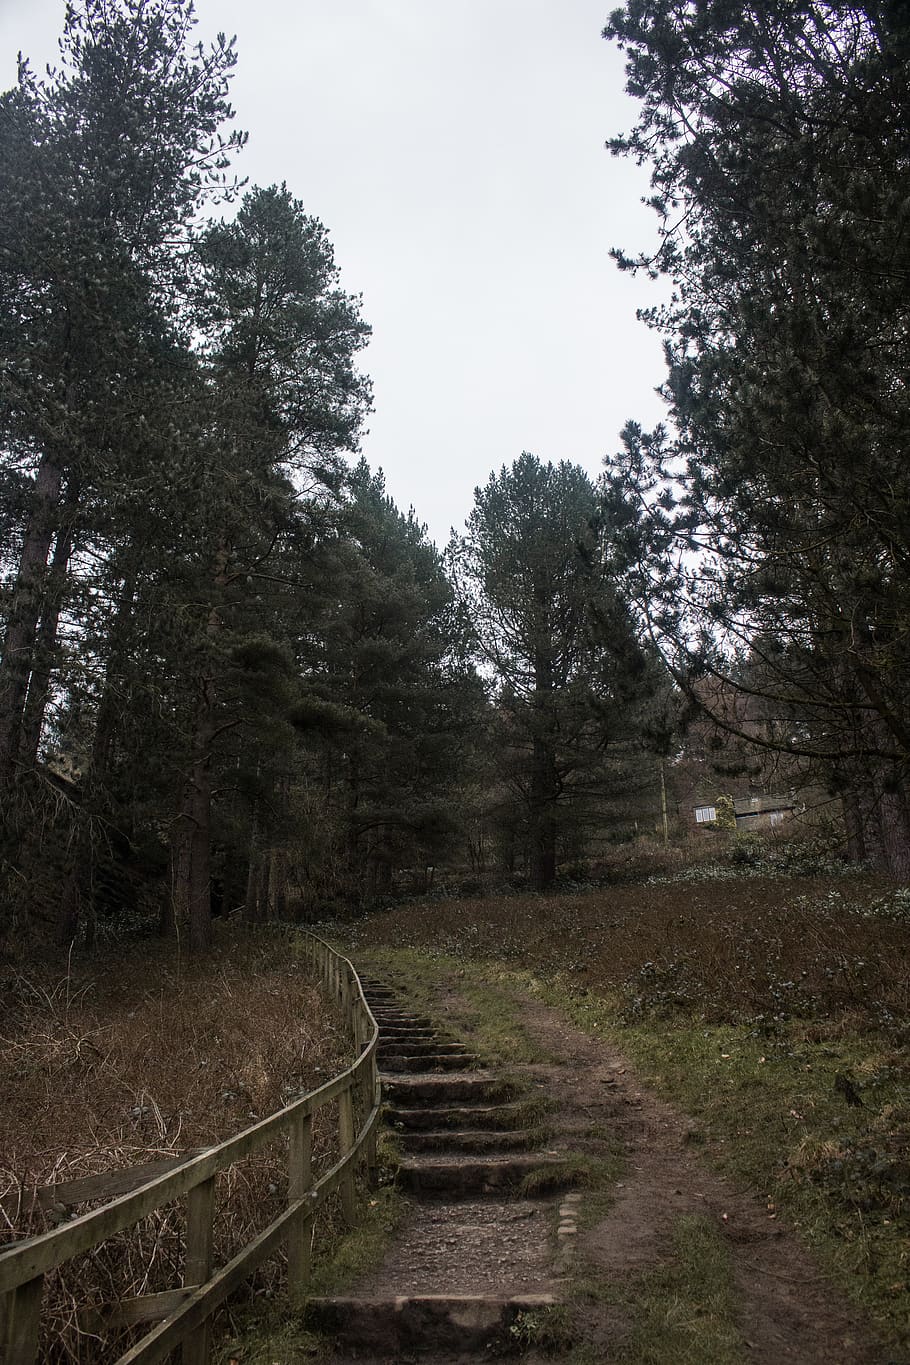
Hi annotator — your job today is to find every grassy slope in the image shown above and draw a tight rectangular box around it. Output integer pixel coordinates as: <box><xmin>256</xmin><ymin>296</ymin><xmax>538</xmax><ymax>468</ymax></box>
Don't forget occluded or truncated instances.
<box><xmin>335</xmin><ymin>852</ymin><xmax>910</xmax><ymax>1355</ymax></box>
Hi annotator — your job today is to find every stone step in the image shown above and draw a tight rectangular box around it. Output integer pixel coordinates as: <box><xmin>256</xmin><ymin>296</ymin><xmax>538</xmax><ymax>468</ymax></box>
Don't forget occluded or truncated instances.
<box><xmin>376</xmin><ymin>1026</ymin><xmax>439</xmax><ymax>1037</ymax></box>
<box><xmin>400</xmin><ymin>1128</ymin><xmax>540</xmax><ymax>1153</ymax></box>
<box><xmin>396</xmin><ymin>1154</ymin><xmax>572</xmax><ymax>1196</ymax></box>
<box><xmin>382</xmin><ymin>1072</ymin><xmax>519</xmax><ymax>1106</ymax></box>
<box><xmin>377</xmin><ymin>1039</ymin><xmax>468</xmax><ymax>1055</ymax></box>
<box><xmin>305</xmin><ymin>1292</ymin><xmax>559</xmax><ymax>1355</ymax></box>
<box><xmin>387</xmin><ymin>1100</ymin><xmax>536</xmax><ymax>1132</ymax></box>
<box><xmin>380</xmin><ymin>1053</ymin><xmax>479</xmax><ymax>1073</ymax></box>
<box><xmin>370</xmin><ymin>1013</ymin><xmax>434</xmax><ymax>1029</ymax></box>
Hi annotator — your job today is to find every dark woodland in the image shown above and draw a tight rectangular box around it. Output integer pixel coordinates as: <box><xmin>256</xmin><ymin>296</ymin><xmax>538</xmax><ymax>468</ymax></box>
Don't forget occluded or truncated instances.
<box><xmin>1</xmin><ymin>0</ymin><xmax>909</xmax><ymax>949</ymax></box>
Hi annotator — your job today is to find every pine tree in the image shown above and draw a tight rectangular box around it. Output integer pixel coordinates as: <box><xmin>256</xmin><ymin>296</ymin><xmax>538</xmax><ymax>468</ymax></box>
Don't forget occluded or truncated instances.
<box><xmin>294</xmin><ymin>461</ymin><xmax>481</xmax><ymax>905</ymax></box>
<box><xmin>162</xmin><ymin>185</ymin><xmax>372</xmax><ymax>950</ymax></box>
<box><xmin>605</xmin><ymin>0</ymin><xmax>910</xmax><ymax>870</ymax></box>
<box><xmin>0</xmin><ymin>0</ymin><xmax>244</xmax><ymax>804</ymax></box>
<box><xmin>450</xmin><ymin>453</ymin><xmax>653</xmax><ymax>888</ymax></box>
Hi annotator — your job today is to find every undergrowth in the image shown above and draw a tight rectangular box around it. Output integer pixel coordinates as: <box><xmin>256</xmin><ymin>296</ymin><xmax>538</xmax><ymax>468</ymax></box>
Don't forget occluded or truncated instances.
<box><xmin>216</xmin><ymin>1178</ymin><xmax>407</xmax><ymax>1363</ymax></box>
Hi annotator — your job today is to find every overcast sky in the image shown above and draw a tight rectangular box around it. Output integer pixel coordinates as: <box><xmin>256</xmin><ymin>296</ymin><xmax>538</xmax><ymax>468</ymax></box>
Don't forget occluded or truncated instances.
<box><xmin>0</xmin><ymin>0</ymin><xmax>667</xmax><ymax>546</ymax></box>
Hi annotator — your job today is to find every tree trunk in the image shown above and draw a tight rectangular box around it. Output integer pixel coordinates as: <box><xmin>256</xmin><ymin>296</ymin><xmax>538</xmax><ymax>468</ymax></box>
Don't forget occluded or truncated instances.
<box><xmin>244</xmin><ymin>854</ymin><xmax>261</xmax><ymax>920</ymax></box>
<box><xmin>170</xmin><ymin>696</ymin><xmax>216</xmax><ymax>952</ymax></box>
<box><xmin>270</xmin><ymin>775</ymin><xmax>289</xmax><ymax>919</ymax></box>
<box><xmin>19</xmin><ymin>502</ymin><xmax>80</xmax><ymax>768</ymax></box>
<box><xmin>0</xmin><ymin>453</ymin><xmax>64</xmax><ymax>786</ymax></box>
<box><xmin>659</xmin><ymin>759</ymin><xmax>670</xmax><ymax>844</ymax></box>
<box><xmin>270</xmin><ymin>847</ymin><xmax>288</xmax><ymax>919</ymax></box>
<box><xmin>345</xmin><ymin>752</ymin><xmax>363</xmax><ymax>894</ymax></box>
<box><xmin>529</xmin><ymin>638</ymin><xmax>560</xmax><ymax>890</ymax></box>
<box><xmin>90</xmin><ymin>566</ymin><xmax>139</xmax><ymax>784</ymax></box>
<box><xmin>852</xmin><ymin>762</ymin><xmax>890</xmax><ymax>872</ymax></box>
<box><xmin>529</xmin><ymin>736</ymin><xmax>557</xmax><ymax>890</ymax></box>
<box><xmin>169</xmin><ymin>543</ymin><xmax>230</xmax><ymax>953</ymax></box>
<box><xmin>167</xmin><ymin>816</ymin><xmax>192</xmax><ymax>938</ymax></box>
<box><xmin>879</xmin><ymin>778</ymin><xmax>910</xmax><ymax>878</ymax></box>
<box><xmin>187</xmin><ymin>724</ymin><xmax>214</xmax><ymax>953</ymax></box>
<box><xmin>244</xmin><ymin>794</ymin><xmax>262</xmax><ymax>922</ymax></box>
<box><xmin>257</xmin><ymin>856</ymin><xmax>271</xmax><ymax>920</ymax></box>
<box><xmin>841</xmin><ymin>788</ymin><xmax>866</xmax><ymax>863</ymax></box>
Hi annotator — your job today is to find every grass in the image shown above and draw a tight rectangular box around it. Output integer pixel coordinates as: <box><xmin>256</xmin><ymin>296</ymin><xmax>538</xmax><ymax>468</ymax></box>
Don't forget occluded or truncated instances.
<box><xmin>564</xmin><ymin>1215</ymin><xmax>743</xmax><ymax>1365</ymax></box>
<box><xmin>616</xmin><ymin>1214</ymin><xmax>744</xmax><ymax>1365</ymax></box>
<box><xmin>496</xmin><ymin>1302</ymin><xmax>575</xmax><ymax>1357</ymax></box>
<box><xmin>216</xmin><ymin>1180</ymin><xmax>408</xmax><ymax>1364</ymax></box>
<box><xmin>564</xmin><ymin>1213</ymin><xmax>744</xmax><ymax>1365</ymax></box>
<box><xmin>518</xmin><ymin>1153</ymin><xmax>625</xmax><ymax>1199</ymax></box>
<box><xmin>625</xmin><ymin>1023</ymin><xmax>910</xmax><ymax>1348</ymax></box>
<box><xmin>215</xmin><ymin>1317</ymin><xmax>326</xmax><ymax>1364</ymax></box>
<box><xmin>0</xmin><ymin>925</ymin><xmax>353</xmax><ymax>1363</ymax></box>
<box><xmin>548</xmin><ymin>979</ymin><xmax>910</xmax><ymax>1350</ymax></box>
<box><xmin>324</xmin><ymin>849</ymin><xmax>910</xmax><ymax>1356</ymax></box>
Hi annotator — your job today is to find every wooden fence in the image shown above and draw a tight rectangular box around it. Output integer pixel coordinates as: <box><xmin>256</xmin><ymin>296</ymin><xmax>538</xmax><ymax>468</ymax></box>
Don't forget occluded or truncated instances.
<box><xmin>0</xmin><ymin>933</ymin><xmax>381</xmax><ymax>1365</ymax></box>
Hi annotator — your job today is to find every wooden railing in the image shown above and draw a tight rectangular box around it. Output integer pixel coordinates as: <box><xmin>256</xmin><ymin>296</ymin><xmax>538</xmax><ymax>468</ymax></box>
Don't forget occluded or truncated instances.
<box><xmin>0</xmin><ymin>932</ymin><xmax>380</xmax><ymax>1365</ymax></box>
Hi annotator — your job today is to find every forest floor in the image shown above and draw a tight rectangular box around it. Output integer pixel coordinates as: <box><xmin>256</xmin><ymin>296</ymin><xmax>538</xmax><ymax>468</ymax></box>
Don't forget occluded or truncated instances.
<box><xmin>310</xmin><ymin>847</ymin><xmax>910</xmax><ymax>1363</ymax></box>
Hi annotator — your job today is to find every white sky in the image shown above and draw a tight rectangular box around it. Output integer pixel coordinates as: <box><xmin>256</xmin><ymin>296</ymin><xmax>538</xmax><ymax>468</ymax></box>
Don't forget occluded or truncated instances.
<box><xmin>0</xmin><ymin>0</ymin><xmax>667</xmax><ymax>547</ymax></box>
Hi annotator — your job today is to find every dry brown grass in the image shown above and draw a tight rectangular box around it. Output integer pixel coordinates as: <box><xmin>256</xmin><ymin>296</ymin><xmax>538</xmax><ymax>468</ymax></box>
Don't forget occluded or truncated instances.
<box><xmin>0</xmin><ymin>927</ymin><xmax>350</xmax><ymax>1362</ymax></box>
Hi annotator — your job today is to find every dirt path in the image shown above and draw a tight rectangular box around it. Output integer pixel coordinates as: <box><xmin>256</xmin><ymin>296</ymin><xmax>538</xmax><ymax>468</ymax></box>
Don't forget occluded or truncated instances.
<box><xmin>514</xmin><ymin>994</ymin><xmax>886</xmax><ymax>1364</ymax></box>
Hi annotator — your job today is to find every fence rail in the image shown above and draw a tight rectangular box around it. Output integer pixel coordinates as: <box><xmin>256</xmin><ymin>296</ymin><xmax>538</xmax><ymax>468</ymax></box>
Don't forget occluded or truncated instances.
<box><xmin>0</xmin><ymin>932</ymin><xmax>380</xmax><ymax>1365</ymax></box>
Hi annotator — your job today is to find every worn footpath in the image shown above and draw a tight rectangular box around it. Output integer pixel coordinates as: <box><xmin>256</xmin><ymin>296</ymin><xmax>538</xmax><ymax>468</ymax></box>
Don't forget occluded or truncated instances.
<box><xmin>308</xmin><ymin>971</ymin><xmax>887</xmax><ymax>1364</ymax></box>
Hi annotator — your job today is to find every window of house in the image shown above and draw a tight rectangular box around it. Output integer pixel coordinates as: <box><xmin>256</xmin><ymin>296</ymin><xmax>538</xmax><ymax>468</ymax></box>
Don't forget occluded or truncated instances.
<box><xmin>695</xmin><ymin>806</ymin><xmax>717</xmax><ymax>824</ymax></box>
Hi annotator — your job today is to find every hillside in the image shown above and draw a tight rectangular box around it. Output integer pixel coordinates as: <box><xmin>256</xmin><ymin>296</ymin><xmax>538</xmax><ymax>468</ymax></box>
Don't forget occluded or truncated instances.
<box><xmin>325</xmin><ymin>848</ymin><xmax>910</xmax><ymax>1359</ymax></box>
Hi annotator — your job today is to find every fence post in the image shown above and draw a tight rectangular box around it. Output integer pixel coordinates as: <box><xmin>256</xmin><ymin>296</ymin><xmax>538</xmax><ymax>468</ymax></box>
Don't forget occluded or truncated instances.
<box><xmin>1</xmin><ymin>1275</ymin><xmax>43</xmax><ymax>1365</ymax></box>
<box><xmin>288</xmin><ymin>1112</ymin><xmax>314</xmax><ymax>1310</ymax></box>
<box><xmin>337</xmin><ymin>1086</ymin><xmax>356</xmax><ymax>1226</ymax></box>
<box><xmin>183</xmin><ymin>1175</ymin><xmax>215</xmax><ymax>1365</ymax></box>
<box><xmin>367</xmin><ymin>1046</ymin><xmax>380</xmax><ymax>1185</ymax></box>
<box><xmin>358</xmin><ymin>1058</ymin><xmax>377</xmax><ymax>1186</ymax></box>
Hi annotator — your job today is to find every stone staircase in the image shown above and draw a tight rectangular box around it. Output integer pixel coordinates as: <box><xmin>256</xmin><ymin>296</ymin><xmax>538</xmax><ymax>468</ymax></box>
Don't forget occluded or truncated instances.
<box><xmin>306</xmin><ymin>978</ymin><xmax>579</xmax><ymax>1360</ymax></box>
